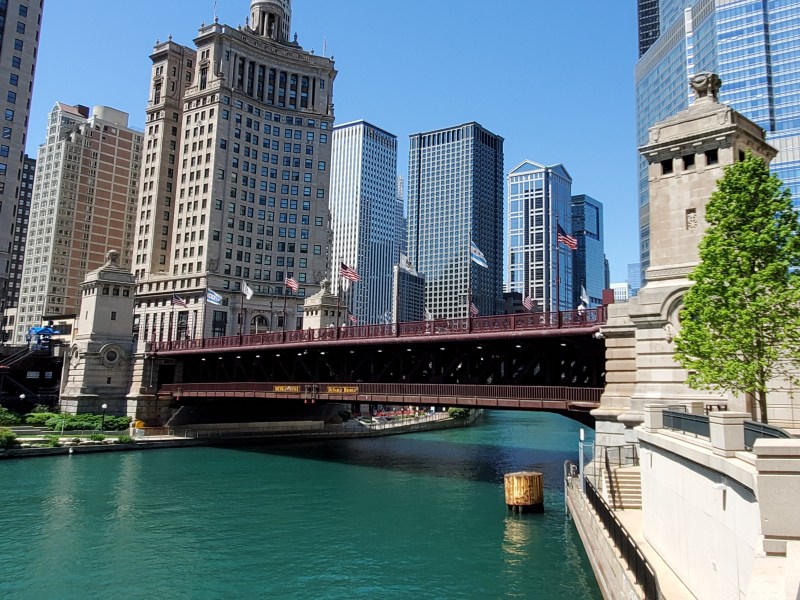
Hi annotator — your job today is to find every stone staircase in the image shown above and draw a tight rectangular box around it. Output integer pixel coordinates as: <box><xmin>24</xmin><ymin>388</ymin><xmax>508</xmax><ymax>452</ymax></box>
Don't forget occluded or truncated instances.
<box><xmin>603</xmin><ymin>465</ymin><xmax>642</xmax><ymax>510</ymax></box>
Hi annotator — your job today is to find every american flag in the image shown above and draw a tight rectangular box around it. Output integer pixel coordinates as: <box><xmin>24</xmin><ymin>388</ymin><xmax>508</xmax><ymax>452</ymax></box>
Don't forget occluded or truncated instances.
<box><xmin>340</xmin><ymin>262</ymin><xmax>361</xmax><ymax>282</ymax></box>
<box><xmin>348</xmin><ymin>314</ymin><xmax>358</xmax><ymax>324</ymax></box>
<box><xmin>469</xmin><ymin>302</ymin><xmax>479</xmax><ymax>317</ymax></box>
<box><xmin>285</xmin><ymin>277</ymin><xmax>299</xmax><ymax>292</ymax></box>
<box><xmin>171</xmin><ymin>293</ymin><xmax>187</xmax><ymax>307</ymax></box>
<box><xmin>523</xmin><ymin>296</ymin><xmax>534</xmax><ymax>311</ymax></box>
<box><xmin>557</xmin><ymin>225</ymin><xmax>578</xmax><ymax>250</ymax></box>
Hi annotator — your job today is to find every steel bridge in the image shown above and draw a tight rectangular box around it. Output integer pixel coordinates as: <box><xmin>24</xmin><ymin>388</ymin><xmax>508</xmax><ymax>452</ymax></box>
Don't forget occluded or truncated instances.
<box><xmin>152</xmin><ymin>308</ymin><xmax>607</xmax><ymax>424</ymax></box>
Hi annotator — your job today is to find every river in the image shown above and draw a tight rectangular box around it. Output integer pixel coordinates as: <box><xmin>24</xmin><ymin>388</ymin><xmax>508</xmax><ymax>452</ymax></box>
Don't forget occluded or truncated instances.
<box><xmin>0</xmin><ymin>410</ymin><xmax>601</xmax><ymax>599</ymax></box>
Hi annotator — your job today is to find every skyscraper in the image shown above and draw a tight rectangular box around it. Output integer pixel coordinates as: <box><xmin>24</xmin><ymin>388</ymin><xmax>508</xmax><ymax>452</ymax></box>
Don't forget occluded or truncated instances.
<box><xmin>507</xmin><ymin>161</ymin><xmax>574</xmax><ymax>313</ymax></box>
<box><xmin>329</xmin><ymin>120</ymin><xmax>397</xmax><ymax>325</ymax></box>
<box><xmin>0</xmin><ymin>1</ymin><xmax>44</xmax><ymax>318</ymax></box>
<box><xmin>7</xmin><ymin>154</ymin><xmax>34</xmax><ymax>310</ymax></box>
<box><xmin>133</xmin><ymin>0</ymin><xmax>336</xmax><ymax>342</ymax></box>
<box><xmin>627</xmin><ymin>262</ymin><xmax>642</xmax><ymax>297</ymax></box>
<box><xmin>571</xmin><ymin>194</ymin><xmax>605</xmax><ymax>308</ymax></box>
<box><xmin>636</xmin><ymin>0</ymin><xmax>800</xmax><ymax>282</ymax></box>
<box><xmin>15</xmin><ymin>104</ymin><xmax>142</xmax><ymax>343</ymax></box>
<box><xmin>395</xmin><ymin>175</ymin><xmax>407</xmax><ymax>256</ymax></box>
<box><xmin>408</xmin><ymin>122</ymin><xmax>504</xmax><ymax>319</ymax></box>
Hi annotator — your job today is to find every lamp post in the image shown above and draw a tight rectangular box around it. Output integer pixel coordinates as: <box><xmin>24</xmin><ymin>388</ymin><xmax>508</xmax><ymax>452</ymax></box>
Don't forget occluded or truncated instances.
<box><xmin>100</xmin><ymin>403</ymin><xmax>108</xmax><ymax>432</ymax></box>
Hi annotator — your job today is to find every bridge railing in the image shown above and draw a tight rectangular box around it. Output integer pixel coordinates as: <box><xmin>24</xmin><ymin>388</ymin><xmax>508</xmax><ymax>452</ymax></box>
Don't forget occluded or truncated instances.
<box><xmin>161</xmin><ymin>381</ymin><xmax>603</xmax><ymax>405</ymax></box>
<box><xmin>152</xmin><ymin>307</ymin><xmax>606</xmax><ymax>353</ymax></box>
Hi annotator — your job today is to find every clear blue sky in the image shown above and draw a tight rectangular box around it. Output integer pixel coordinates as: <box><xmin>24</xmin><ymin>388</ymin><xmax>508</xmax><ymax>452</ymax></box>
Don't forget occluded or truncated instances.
<box><xmin>29</xmin><ymin>1</ymin><xmax>640</xmax><ymax>282</ymax></box>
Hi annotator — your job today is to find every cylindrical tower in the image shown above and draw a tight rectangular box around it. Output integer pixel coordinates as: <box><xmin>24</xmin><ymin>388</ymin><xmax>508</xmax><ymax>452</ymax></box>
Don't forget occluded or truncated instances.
<box><xmin>250</xmin><ymin>0</ymin><xmax>292</xmax><ymax>43</ymax></box>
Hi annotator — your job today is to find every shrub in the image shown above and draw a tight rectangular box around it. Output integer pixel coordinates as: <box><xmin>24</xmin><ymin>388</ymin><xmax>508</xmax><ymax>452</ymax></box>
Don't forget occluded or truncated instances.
<box><xmin>0</xmin><ymin>407</ymin><xmax>22</xmax><ymax>426</ymax></box>
<box><xmin>43</xmin><ymin>413</ymin><xmax>132</xmax><ymax>432</ymax></box>
<box><xmin>117</xmin><ymin>435</ymin><xmax>134</xmax><ymax>445</ymax></box>
<box><xmin>0</xmin><ymin>428</ymin><xmax>17</xmax><ymax>449</ymax></box>
<box><xmin>88</xmin><ymin>433</ymin><xmax>106</xmax><ymax>442</ymax></box>
<box><xmin>24</xmin><ymin>412</ymin><xmax>59</xmax><ymax>426</ymax></box>
<box><xmin>31</xmin><ymin>404</ymin><xmax>53</xmax><ymax>414</ymax></box>
<box><xmin>44</xmin><ymin>435</ymin><xmax>61</xmax><ymax>448</ymax></box>
<box><xmin>448</xmin><ymin>408</ymin><xmax>470</xmax><ymax>419</ymax></box>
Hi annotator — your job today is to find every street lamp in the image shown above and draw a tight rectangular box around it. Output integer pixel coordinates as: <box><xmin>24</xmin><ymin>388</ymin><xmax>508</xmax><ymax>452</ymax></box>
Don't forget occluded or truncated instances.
<box><xmin>100</xmin><ymin>403</ymin><xmax>108</xmax><ymax>432</ymax></box>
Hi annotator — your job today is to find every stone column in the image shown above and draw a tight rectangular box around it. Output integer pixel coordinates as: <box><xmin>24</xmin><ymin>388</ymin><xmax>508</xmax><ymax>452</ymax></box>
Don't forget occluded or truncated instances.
<box><xmin>753</xmin><ymin>439</ymin><xmax>800</xmax><ymax>556</ymax></box>
<box><xmin>709</xmin><ymin>412</ymin><xmax>749</xmax><ymax>457</ymax></box>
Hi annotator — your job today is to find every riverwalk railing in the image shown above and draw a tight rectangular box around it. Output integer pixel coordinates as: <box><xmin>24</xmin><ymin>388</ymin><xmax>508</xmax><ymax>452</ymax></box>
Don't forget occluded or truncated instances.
<box><xmin>584</xmin><ymin>478</ymin><xmax>662</xmax><ymax>600</ymax></box>
<box><xmin>653</xmin><ymin>404</ymin><xmax>794</xmax><ymax>452</ymax></box>
<box><xmin>744</xmin><ymin>420</ymin><xmax>792</xmax><ymax>450</ymax></box>
<box><xmin>663</xmin><ymin>408</ymin><xmax>710</xmax><ymax>439</ymax></box>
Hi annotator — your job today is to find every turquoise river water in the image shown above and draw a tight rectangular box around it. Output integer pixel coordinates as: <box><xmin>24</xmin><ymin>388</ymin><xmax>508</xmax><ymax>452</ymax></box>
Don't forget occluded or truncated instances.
<box><xmin>0</xmin><ymin>411</ymin><xmax>601</xmax><ymax>599</ymax></box>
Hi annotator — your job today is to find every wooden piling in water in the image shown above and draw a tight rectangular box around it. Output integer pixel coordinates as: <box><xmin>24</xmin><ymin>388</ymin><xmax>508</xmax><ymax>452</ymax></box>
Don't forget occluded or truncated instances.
<box><xmin>504</xmin><ymin>471</ymin><xmax>544</xmax><ymax>513</ymax></box>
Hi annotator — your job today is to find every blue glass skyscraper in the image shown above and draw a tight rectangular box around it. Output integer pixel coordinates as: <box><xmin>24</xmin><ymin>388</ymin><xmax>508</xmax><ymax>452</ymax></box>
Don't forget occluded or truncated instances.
<box><xmin>571</xmin><ymin>194</ymin><xmax>606</xmax><ymax>308</ymax></box>
<box><xmin>636</xmin><ymin>0</ymin><xmax>800</xmax><ymax>282</ymax></box>
<box><xmin>507</xmin><ymin>161</ymin><xmax>574</xmax><ymax>313</ymax></box>
<box><xmin>408</xmin><ymin>122</ymin><xmax>504</xmax><ymax>319</ymax></box>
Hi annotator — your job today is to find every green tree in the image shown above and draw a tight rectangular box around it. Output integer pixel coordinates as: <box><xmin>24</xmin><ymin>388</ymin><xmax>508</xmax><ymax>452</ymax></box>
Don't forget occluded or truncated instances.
<box><xmin>675</xmin><ymin>152</ymin><xmax>800</xmax><ymax>423</ymax></box>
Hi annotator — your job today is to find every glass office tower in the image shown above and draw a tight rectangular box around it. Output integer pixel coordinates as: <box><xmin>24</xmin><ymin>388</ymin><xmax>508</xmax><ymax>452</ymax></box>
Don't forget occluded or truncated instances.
<box><xmin>330</xmin><ymin>120</ymin><xmax>398</xmax><ymax>325</ymax></box>
<box><xmin>408</xmin><ymin>122</ymin><xmax>504</xmax><ymax>319</ymax></box>
<box><xmin>635</xmin><ymin>0</ymin><xmax>800</xmax><ymax>283</ymax></box>
<box><xmin>507</xmin><ymin>161</ymin><xmax>574</xmax><ymax>313</ymax></box>
<box><xmin>571</xmin><ymin>194</ymin><xmax>606</xmax><ymax>308</ymax></box>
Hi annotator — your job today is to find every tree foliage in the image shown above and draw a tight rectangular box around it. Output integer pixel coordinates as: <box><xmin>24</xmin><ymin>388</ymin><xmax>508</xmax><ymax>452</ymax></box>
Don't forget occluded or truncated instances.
<box><xmin>674</xmin><ymin>152</ymin><xmax>800</xmax><ymax>423</ymax></box>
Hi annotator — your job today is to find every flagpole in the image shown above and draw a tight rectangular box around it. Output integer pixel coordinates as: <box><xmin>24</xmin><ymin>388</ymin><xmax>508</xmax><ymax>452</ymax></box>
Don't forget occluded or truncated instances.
<box><xmin>555</xmin><ymin>217</ymin><xmax>561</xmax><ymax>314</ymax></box>
<box><xmin>282</xmin><ymin>285</ymin><xmax>287</xmax><ymax>332</ymax></box>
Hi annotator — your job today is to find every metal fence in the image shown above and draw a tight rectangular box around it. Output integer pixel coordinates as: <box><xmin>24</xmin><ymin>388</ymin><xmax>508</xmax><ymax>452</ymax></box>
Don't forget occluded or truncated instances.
<box><xmin>663</xmin><ymin>410</ymin><xmax>710</xmax><ymax>438</ymax></box>
<box><xmin>744</xmin><ymin>420</ymin><xmax>792</xmax><ymax>450</ymax></box>
<box><xmin>585</xmin><ymin>479</ymin><xmax>662</xmax><ymax>600</ymax></box>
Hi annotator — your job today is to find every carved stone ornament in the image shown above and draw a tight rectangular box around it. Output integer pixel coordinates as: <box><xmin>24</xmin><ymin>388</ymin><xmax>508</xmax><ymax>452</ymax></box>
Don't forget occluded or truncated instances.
<box><xmin>106</xmin><ymin>250</ymin><xmax>120</xmax><ymax>267</ymax></box>
<box><xmin>691</xmin><ymin>72</ymin><xmax>722</xmax><ymax>102</ymax></box>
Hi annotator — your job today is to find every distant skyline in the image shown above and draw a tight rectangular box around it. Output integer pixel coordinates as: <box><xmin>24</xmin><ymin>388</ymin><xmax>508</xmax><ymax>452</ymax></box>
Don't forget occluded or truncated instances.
<box><xmin>29</xmin><ymin>1</ymin><xmax>639</xmax><ymax>281</ymax></box>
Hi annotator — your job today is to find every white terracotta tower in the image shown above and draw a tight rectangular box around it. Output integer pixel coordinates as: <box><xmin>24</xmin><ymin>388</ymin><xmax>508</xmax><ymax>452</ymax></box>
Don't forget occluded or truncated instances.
<box><xmin>250</xmin><ymin>0</ymin><xmax>292</xmax><ymax>43</ymax></box>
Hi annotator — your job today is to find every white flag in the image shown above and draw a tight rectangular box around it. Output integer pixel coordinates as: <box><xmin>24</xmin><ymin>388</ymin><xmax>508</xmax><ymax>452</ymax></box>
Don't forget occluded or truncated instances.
<box><xmin>581</xmin><ymin>285</ymin><xmax>590</xmax><ymax>306</ymax></box>
<box><xmin>242</xmin><ymin>280</ymin><xmax>254</xmax><ymax>300</ymax></box>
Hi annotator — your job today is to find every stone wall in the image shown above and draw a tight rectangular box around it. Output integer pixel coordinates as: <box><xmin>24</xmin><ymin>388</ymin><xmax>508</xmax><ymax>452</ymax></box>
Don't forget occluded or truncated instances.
<box><xmin>565</xmin><ymin>479</ymin><xmax>644</xmax><ymax>600</ymax></box>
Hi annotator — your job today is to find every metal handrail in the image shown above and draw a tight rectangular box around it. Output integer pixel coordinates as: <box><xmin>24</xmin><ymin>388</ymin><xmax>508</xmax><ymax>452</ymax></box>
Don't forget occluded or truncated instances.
<box><xmin>744</xmin><ymin>420</ymin><xmax>792</xmax><ymax>450</ymax></box>
<box><xmin>663</xmin><ymin>410</ymin><xmax>710</xmax><ymax>438</ymax></box>
<box><xmin>585</xmin><ymin>479</ymin><xmax>663</xmax><ymax>600</ymax></box>
<box><xmin>161</xmin><ymin>381</ymin><xmax>604</xmax><ymax>404</ymax></box>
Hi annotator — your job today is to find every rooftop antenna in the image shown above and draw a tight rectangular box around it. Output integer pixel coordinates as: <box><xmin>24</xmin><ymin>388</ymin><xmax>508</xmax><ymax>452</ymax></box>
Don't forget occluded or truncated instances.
<box><xmin>213</xmin><ymin>0</ymin><xmax>217</xmax><ymax>22</ymax></box>
<box><xmin>323</xmin><ymin>36</ymin><xmax>327</xmax><ymax>57</ymax></box>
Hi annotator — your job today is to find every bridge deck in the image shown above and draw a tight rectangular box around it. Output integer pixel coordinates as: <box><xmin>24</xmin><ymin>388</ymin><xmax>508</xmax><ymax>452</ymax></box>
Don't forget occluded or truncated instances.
<box><xmin>153</xmin><ymin>309</ymin><xmax>606</xmax><ymax>355</ymax></box>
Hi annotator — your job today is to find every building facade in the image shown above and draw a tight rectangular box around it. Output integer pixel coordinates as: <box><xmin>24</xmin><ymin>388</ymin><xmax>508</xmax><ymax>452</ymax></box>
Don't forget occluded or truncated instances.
<box><xmin>571</xmin><ymin>194</ymin><xmax>605</xmax><ymax>308</ymax></box>
<box><xmin>408</xmin><ymin>122</ymin><xmax>504</xmax><ymax>319</ymax></box>
<box><xmin>627</xmin><ymin>262</ymin><xmax>642</xmax><ymax>297</ymax></box>
<box><xmin>392</xmin><ymin>259</ymin><xmax>425</xmax><ymax>323</ymax></box>
<box><xmin>329</xmin><ymin>120</ymin><xmax>397</xmax><ymax>325</ymax></box>
<box><xmin>0</xmin><ymin>0</ymin><xmax>44</xmax><ymax>320</ymax></box>
<box><xmin>14</xmin><ymin>103</ymin><xmax>142</xmax><ymax>343</ymax></box>
<box><xmin>636</xmin><ymin>0</ymin><xmax>800</xmax><ymax>283</ymax></box>
<box><xmin>395</xmin><ymin>175</ymin><xmax>407</xmax><ymax>256</ymax></box>
<box><xmin>6</xmin><ymin>154</ymin><xmax>34</xmax><ymax>310</ymax></box>
<box><xmin>507</xmin><ymin>160</ymin><xmax>574</xmax><ymax>312</ymax></box>
<box><xmin>132</xmin><ymin>0</ymin><xmax>336</xmax><ymax>344</ymax></box>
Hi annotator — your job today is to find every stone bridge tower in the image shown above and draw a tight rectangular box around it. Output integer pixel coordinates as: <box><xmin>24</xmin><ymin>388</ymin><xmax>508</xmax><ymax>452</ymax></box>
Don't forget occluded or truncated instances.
<box><xmin>595</xmin><ymin>74</ymin><xmax>777</xmax><ymax>446</ymax></box>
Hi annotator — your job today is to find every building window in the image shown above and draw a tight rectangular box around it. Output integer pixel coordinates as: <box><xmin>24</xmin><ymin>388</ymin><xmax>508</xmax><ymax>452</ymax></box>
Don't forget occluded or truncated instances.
<box><xmin>660</xmin><ymin>159</ymin><xmax>673</xmax><ymax>175</ymax></box>
<box><xmin>705</xmin><ymin>149</ymin><xmax>718</xmax><ymax>166</ymax></box>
